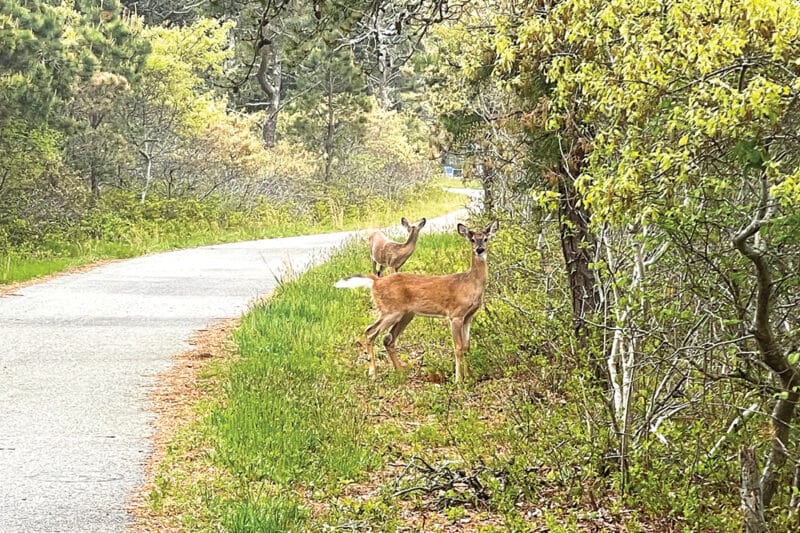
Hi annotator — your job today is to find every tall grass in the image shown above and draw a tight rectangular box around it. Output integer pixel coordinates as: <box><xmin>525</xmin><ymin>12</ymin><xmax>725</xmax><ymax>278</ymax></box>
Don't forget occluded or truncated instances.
<box><xmin>213</xmin><ymin>261</ymin><xmax>376</xmax><ymax>485</ymax></box>
<box><xmin>0</xmin><ymin>183</ymin><xmax>471</xmax><ymax>285</ymax></box>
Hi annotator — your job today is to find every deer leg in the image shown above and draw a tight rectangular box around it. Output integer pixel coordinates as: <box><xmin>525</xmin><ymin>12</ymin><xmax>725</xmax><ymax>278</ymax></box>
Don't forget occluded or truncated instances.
<box><xmin>460</xmin><ymin>315</ymin><xmax>477</xmax><ymax>379</ymax></box>
<box><xmin>450</xmin><ymin>318</ymin><xmax>466</xmax><ymax>382</ymax></box>
<box><xmin>377</xmin><ymin>264</ymin><xmax>385</xmax><ymax>277</ymax></box>
<box><xmin>463</xmin><ymin>310</ymin><xmax>477</xmax><ymax>352</ymax></box>
<box><xmin>365</xmin><ymin>312</ymin><xmax>404</xmax><ymax>378</ymax></box>
<box><xmin>372</xmin><ymin>259</ymin><xmax>378</xmax><ymax>275</ymax></box>
<box><xmin>383</xmin><ymin>312</ymin><xmax>415</xmax><ymax>371</ymax></box>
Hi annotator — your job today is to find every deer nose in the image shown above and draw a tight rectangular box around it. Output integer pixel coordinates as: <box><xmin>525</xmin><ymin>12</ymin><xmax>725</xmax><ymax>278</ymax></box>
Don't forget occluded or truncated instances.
<box><xmin>476</xmin><ymin>246</ymin><xmax>486</xmax><ymax>255</ymax></box>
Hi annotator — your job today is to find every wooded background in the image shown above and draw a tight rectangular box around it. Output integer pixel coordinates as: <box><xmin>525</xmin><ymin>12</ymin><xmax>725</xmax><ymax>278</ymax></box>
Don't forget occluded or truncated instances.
<box><xmin>4</xmin><ymin>0</ymin><xmax>800</xmax><ymax>529</ymax></box>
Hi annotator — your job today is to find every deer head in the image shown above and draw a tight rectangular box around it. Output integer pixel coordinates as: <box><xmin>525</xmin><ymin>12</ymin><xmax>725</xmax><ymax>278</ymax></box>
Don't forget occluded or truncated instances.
<box><xmin>458</xmin><ymin>220</ymin><xmax>499</xmax><ymax>260</ymax></box>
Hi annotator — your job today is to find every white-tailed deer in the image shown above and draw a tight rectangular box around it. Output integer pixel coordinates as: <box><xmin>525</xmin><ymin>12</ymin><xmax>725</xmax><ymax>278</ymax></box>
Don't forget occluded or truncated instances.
<box><xmin>368</xmin><ymin>217</ymin><xmax>426</xmax><ymax>276</ymax></box>
<box><xmin>336</xmin><ymin>221</ymin><xmax>498</xmax><ymax>381</ymax></box>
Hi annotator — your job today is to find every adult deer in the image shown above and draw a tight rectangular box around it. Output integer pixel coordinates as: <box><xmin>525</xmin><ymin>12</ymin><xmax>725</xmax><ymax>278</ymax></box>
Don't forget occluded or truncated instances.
<box><xmin>368</xmin><ymin>217</ymin><xmax>426</xmax><ymax>276</ymax></box>
<box><xmin>335</xmin><ymin>221</ymin><xmax>498</xmax><ymax>381</ymax></box>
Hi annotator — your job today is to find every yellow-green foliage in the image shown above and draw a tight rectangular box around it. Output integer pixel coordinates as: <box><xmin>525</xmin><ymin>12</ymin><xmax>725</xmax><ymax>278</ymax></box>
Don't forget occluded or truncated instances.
<box><xmin>142</xmin><ymin>18</ymin><xmax>234</xmax><ymax>133</ymax></box>
<box><xmin>0</xmin><ymin>118</ymin><xmax>61</xmax><ymax>198</ymax></box>
<box><xmin>345</xmin><ymin>108</ymin><xmax>434</xmax><ymax>201</ymax></box>
<box><xmin>500</xmin><ymin>0</ymin><xmax>800</xmax><ymax>222</ymax></box>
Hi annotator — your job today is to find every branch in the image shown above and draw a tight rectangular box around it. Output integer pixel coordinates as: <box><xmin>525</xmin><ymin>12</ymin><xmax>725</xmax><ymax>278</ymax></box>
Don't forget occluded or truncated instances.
<box><xmin>708</xmin><ymin>403</ymin><xmax>761</xmax><ymax>458</ymax></box>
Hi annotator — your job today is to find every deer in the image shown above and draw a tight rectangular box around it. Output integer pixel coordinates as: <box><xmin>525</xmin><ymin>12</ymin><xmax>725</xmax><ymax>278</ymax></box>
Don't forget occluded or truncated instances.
<box><xmin>368</xmin><ymin>217</ymin><xmax>427</xmax><ymax>276</ymax></box>
<box><xmin>335</xmin><ymin>221</ymin><xmax>498</xmax><ymax>382</ymax></box>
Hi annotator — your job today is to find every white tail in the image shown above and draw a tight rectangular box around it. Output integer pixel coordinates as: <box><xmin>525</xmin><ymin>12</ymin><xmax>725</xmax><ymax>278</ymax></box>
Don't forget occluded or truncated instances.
<box><xmin>334</xmin><ymin>276</ymin><xmax>374</xmax><ymax>289</ymax></box>
<box><xmin>340</xmin><ymin>221</ymin><xmax>499</xmax><ymax>381</ymax></box>
<box><xmin>368</xmin><ymin>217</ymin><xmax>427</xmax><ymax>276</ymax></box>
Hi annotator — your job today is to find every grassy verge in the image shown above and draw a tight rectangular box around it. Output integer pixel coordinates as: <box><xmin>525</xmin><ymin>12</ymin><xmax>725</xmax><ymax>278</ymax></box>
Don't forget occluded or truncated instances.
<box><xmin>140</xmin><ymin>239</ymin><xmax>372</xmax><ymax>530</ymax></box>
<box><xmin>0</xmin><ymin>183</ymin><xmax>471</xmax><ymax>285</ymax></box>
<box><xmin>141</xmin><ymin>230</ymin><xmax>687</xmax><ymax>532</ymax></box>
<box><xmin>141</xmin><ymin>233</ymin><xmax>469</xmax><ymax>530</ymax></box>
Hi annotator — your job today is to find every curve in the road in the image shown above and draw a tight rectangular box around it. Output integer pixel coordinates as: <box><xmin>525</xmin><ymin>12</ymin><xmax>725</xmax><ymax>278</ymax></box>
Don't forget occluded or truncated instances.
<box><xmin>0</xmin><ymin>192</ymin><xmax>480</xmax><ymax>532</ymax></box>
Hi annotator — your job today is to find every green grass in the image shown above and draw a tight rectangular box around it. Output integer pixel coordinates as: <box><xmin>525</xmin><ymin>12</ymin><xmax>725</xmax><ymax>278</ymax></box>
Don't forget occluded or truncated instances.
<box><xmin>212</xmin><ymin>254</ymin><xmax>377</xmax><ymax>487</ymax></box>
<box><xmin>0</xmin><ymin>240</ymin><xmax>144</xmax><ymax>284</ymax></box>
<box><xmin>1</xmin><ymin>255</ymin><xmax>85</xmax><ymax>284</ymax></box>
<box><xmin>0</xmin><ymin>183</ymin><xmax>469</xmax><ymax>285</ymax></box>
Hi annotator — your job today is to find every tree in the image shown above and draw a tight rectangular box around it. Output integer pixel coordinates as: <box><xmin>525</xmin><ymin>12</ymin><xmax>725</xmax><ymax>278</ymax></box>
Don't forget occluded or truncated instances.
<box><xmin>507</xmin><ymin>0</ymin><xmax>800</xmax><ymax>523</ymax></box>
<box><xmin>120</xmin><ymin>17</ymin><xmax>234</xmax><ymax>201</ymax></box>
<box><xmin>427</xmin><ymin>0</ymin><xmax>800</xmax><ymax>526</ymax></box>
<box><xmin>215</xmin><ymin>0</ymin><xmax>453</xmax><ymax>146</ymax></box>
<box><xmin>285</xmin><ymin>45</ymin><xmax>371</xmax><ymax>184</ymax></box>
<box><xmin>426</xmin><ymin>0</ymin><xmax>605</xmax><ymax>382</ymax></box>
<box><xmin>1</xmin><ymin>0</ymin><xmax>77</xmax><ymax>125</ymax></box>
<box><xmin>336</xmin><ymin>108</ymin><xmax>433</xmax><ymax>202</ymax></box>
<box><xmin>1</xmin><ymin>0</ymin><xmax>147</xmax><ymax>240</ymax></box>
<box><xmin>68</xmin><ymin>72</ymin><xmax>133</xmax><ymax>199</ymax></box>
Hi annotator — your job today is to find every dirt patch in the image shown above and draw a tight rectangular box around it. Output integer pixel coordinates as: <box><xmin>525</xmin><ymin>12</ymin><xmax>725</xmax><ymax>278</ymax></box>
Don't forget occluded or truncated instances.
<box><xmin>0</xmin><ymin>259</ymin><xmax>117</xmax><ymax>297</ymax></box>
<box><xmin>126</xmin><ymin>317</ymin><xmax>240</xmax><ymax>532</ymax></box>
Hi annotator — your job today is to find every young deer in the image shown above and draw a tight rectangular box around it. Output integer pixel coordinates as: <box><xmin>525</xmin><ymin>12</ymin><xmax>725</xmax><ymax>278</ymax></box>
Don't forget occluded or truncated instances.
<box><xmin>368</xmin><ymin>217</ymin><xmax>427</xmax><ymax>276</ymax></box>
<box><xmin>336</xmin><ymin>221</ymin><xmax>498</xmax><ymax>381</ymax></box>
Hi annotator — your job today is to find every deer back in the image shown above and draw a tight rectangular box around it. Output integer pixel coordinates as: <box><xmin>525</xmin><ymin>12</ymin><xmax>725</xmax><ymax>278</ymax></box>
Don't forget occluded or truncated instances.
<box><xmin>371</xmin><ymin>269</ymin><xmax>487</xmax><ymax>319</ymax></box>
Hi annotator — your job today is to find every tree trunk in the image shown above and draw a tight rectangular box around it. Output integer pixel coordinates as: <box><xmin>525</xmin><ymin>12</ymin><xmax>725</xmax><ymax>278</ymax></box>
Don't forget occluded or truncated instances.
<box><xmin>90</xmin><ymin>166</ymin><xmax>100</xmax><ymax>201</ymax></box>
<box><xmin>732</xmin><ymin>169</ymin><xmax>799</xmax><ymax>509</ymax></box>
<box><xmin>760</xmin><ymin>395</ymin><xmax>797</xmax><ymax>508</ymax></box>
<box><xmin>481</xmin><ymin>159</ymin><xmax>495</xmax><ymax>217</ymax></box>
<box><xmin>740</xmin><ymin>446</ymin><xmax>768</xmax><ymax>533</ymax></box>
<box><xmin>557</xmin><ymin>174</ymin><xmax>603</xmax><ymax>382</ymax></box>
<box><xmin>257</xmin><ymin>41</ymin><xmax>281</xmax><ymax>147</ymax></box>
<box><xmin>139</xmin><ymin>142</ymin><xmax>153</xmax><ymax>203</ymax></box>
<box><xmin>789</xmin><ymin>457</ymin><xmax>800</xmax><ymax>523</ymax></box>
<box><xmin>377</xmin><ymin>30</ymin><xmax>391</xmax><ymax>110</ymax></box>
<box><xmin>323</xmin><ymin>69</ymin><xmax>334</xmax><ymax>183</ymax></box>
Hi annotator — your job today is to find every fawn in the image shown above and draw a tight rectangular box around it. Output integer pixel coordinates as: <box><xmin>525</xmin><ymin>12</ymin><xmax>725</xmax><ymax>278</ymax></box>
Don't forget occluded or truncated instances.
<box><xmin>368</xmin><ymin>217</ymin><xmax>426</xmax><ymax>276</ymax></box>
<box><xmin>336</xmin><ymin>221</ymin><xmax>498</xmax><ymax>381</ymax></box>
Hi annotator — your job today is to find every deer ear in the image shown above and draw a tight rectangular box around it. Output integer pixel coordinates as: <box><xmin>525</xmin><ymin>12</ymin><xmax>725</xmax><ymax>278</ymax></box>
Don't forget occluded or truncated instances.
<box><xmin>457</xmin><ymin>223</ymin><xmax>470</xmax><ymax>238</ymax></box>
<box><xmin>485</xmin><ymin>220</ymin><xmax>499</xmax><ymax>238</ymax></box>
<box><xmin>417</xmin><ymin>218</ymin><xmax>427</xmax><ymax>228</ymax></box>
<box><xmin>401</xmin><ymin>217</ymin><xmax>410</xmax><ymax>230</ymax></box>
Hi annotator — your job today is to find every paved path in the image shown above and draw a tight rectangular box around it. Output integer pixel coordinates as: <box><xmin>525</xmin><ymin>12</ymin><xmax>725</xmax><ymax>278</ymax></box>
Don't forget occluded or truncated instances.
<box><xmin>0</xmin><ymin>191</ymin><xmax>479</xmax><ymax>532</ymax></box>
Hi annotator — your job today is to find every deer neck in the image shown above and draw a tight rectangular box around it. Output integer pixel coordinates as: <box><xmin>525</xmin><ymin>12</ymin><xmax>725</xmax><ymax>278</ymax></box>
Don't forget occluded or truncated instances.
<box><xmin>468</xmin><ymin>251</ymin><xmax>489</xmax><ymax>286</ymax></box>
<box><xmin>402</xmin><ymin>230</ymin><xmax>420</xmax><ymax>249</ymax></box>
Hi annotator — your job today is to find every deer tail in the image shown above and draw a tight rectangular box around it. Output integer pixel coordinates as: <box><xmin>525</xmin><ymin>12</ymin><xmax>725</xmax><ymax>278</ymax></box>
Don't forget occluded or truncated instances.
<box><xmin>334</xmin><ymin>275</ymin><xmax>376</xmax><ymax>289</ymax></box>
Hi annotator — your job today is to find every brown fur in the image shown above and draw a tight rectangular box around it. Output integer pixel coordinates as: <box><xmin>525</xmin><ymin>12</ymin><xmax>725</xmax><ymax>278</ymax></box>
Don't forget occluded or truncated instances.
<box><xmin>368</xmin><ymin>217</ymin><xmax>426</xmax><ymax>276</ymax></box>
<box><xmin>360</xmin><ymin>221</ymin><xmax>498</xmax><ymax>381</ymax></box>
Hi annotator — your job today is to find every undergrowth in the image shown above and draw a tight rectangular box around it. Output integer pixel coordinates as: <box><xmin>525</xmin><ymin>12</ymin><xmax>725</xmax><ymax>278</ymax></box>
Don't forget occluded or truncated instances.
<box><xmin>143</xmin><ymin>223</ymin><xmax>742</xmax><ymax>531</ymax></box>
